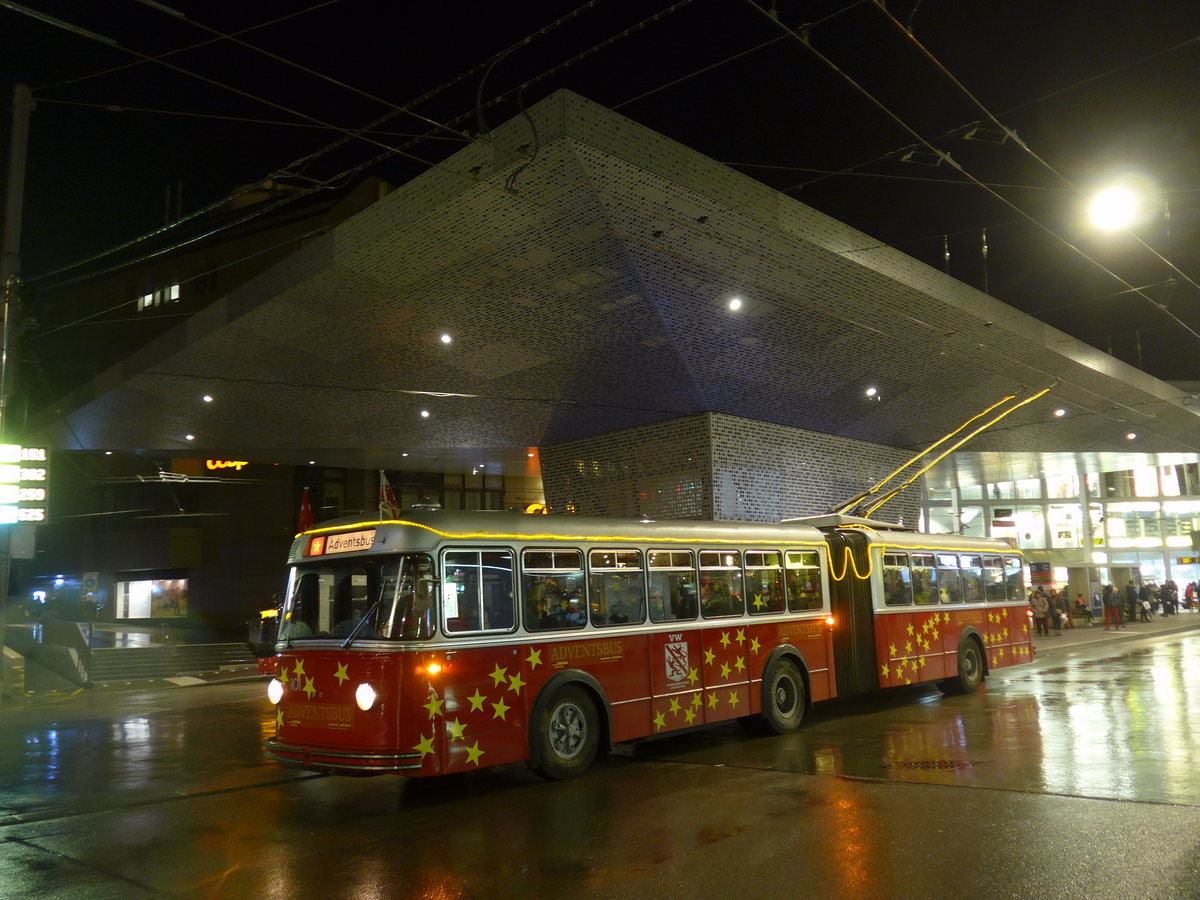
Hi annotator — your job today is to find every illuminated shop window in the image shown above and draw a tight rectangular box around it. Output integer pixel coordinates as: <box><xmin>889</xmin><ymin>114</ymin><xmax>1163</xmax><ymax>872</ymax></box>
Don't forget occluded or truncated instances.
<box><xmin>116</xmin><ymin>578</ymin><xmax>188</xmax><ymax>618</ymax></box>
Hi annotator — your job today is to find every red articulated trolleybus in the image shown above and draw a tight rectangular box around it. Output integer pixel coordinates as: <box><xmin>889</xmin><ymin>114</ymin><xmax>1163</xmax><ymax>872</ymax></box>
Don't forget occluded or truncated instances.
<box><xmin>263</xmin><ymin>508</ymin><xmax>1034</xmax><ymax>779</ymax></box>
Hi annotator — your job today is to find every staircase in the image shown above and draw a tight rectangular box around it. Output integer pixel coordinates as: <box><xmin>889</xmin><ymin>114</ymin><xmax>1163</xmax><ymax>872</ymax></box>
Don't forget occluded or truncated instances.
<box><xmin>89</xmin><ymin>643</ymin><xmax>258</xmax><ymax>683</ymax></box>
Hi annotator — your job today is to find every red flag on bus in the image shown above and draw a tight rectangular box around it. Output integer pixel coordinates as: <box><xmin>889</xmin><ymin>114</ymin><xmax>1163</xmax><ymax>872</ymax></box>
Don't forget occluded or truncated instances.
<box><xmin>379</xmin><ymin>470</ymin><xmax>401</xmax><ymax>519</ymax></box>
<box><xmin>297</xmin><ymin>487</ymin><xmax>315</xmax><ymax>533</ymax></box>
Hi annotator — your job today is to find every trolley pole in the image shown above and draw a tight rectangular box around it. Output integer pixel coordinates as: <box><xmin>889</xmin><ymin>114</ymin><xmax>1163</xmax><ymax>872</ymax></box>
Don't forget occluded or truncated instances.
<box><xmin>0</xmin><ymin>83</ymin><xmax>34</xmax><ymax>707</ymax></box>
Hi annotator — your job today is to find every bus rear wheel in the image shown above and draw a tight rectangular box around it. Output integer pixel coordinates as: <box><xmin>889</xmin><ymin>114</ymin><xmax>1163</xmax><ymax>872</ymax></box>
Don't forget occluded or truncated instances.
<box><xmin>941</xmin><ymin>639</ymin><xmax>984</xmax><ymax>695</ymax></box>
<box><xmin>533</xmin><ymin>685</ymin><xmax>599</xmax><ymax>780</ymax></box>
<box><xmin>762</xmin><ymin>658</ymin><xmax>806</xmax><ymax>734</ymax></box>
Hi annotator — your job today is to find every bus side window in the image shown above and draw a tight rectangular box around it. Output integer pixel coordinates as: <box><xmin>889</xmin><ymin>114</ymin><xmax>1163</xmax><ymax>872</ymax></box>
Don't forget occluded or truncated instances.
<box><xmin>647</xmin><ymin>550</ymin><xmax>696</xmax><ymax>622</ymax></box>
<box><xmin>745</xmin><ymin>550</ymin><xmax>785</xmax><ymax>614</ymax></box>
<box><xmin>589</xmin><ymin>549</ymin><xmax>644</xmax><ymax>626</ymax></box>
<box><xmin>785</xmin><ymin>551</ymin><xmax>823</xmax><ymax>611</ymax></box>
<box><xmin>882</xmin><ymin>554</ymin><xmax>911</xmax><ymax>606</ymax></box>
<box><xmin>937</xmin><ymin>555</ymin><xmax>963</xmax><ymax>603</ymax></box>
<box><xmin>522</xmin><ymin>549</ymin><xmax>585</xmax><ymax>631</ymax></box>
<box><xmin>699</xmin><ymin>550</ymin><xmax>743</xmax><ymax>618</ymax></box>
<box><xmin>911</xmin><ymin>554</ymin><xmax>938</xmax><ymax>605</ymax></box>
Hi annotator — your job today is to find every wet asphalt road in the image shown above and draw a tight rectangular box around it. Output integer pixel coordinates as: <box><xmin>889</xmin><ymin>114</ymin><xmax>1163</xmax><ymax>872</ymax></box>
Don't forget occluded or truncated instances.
<box><xmin>3</xmin><ymin>625</ymin><xmax>1200</xmax><ymax>898</ymax></box>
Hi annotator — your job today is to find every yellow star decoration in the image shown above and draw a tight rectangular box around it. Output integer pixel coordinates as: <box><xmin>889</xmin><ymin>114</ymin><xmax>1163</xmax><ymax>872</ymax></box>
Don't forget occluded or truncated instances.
<box><xmin>525</xmin><ymin>648</ymin><xmax>542</xmax><ymax>669</ymax></box>
<box><xmin>292</xmin><ymin>659</ymin><xmax>306</xmax><ymax>678</ymax></box>
<box><xmin>943</xmin><ymin>612</ymin><xmax>951</xmax><ymax>623</ymax></box>
<box><xmin>507</xmin><ymin>672</ymin><xmax>525</xmax><ymax>694</ymax></box>
<box><xmin>750</xmin><ymin>637</ymin><xmax>761</xmax><ymax>654</ymax></box>
<box><xmin>719</xmin><ymin>631</ymin><xmax>731</xmax><ymax>648</ymax></box>
<box><xmin>279</xmin><ymin>663</ymin><xmax>290</xmax><ymax>681</ymax></box>
<box><xmin>736</xmin><ymin>629</ymin><xmax>746</xmax><ymax>645</ymax></box>
<box><xmin>468</xmin><ymin>689</ymin><xmax>486</xmax><ymax>712</ymax></box>
<box><xmin>1003</xmin><ymin>627</ymin><xmax>1009</xmax><ymax>639</ymax></box>
<box><xmin>704</xmin><ymin>648</ymin><xmax>716</xmax><ymax>665</ymax></box>
<box><xmin>734</xmin><ymin>656</ymin><xmax>746</xmax><ymax>673</ymax></box>
<box><xmin>889</xmin><ymin>643</ymin><xmax>898</xmax><ymax>657</ymax></box>
<box><xmin>668</xmin><ymin>697</ymin><xmax>681</xmax><ymax>714</ymax></box>
<box><xmin>906</xmin><ymin>623</ymin><xmax>915</xmax><ymax>636</ymax></box>
<box><xmin>654</xmin><ymin>711</ymin><xmax>667</xmax><ymax>731</ymax></box>
<box><xmin>720</xmin><ymin>662</ymin><xmax>731</xmax><ymax>679</ymax></box>
<box><xmin>491</xmin><ymin>697</ymin><xmax>510</xmax><ymax>721</ymax></box>
<box><xmin>998</xmin><ymin>646</ymin><xmax>1006</xmax><ymax>659</ymax></box>
<box><xmin>707</xmin><ymin>693</ymin><xmax>719</xmax><ymax>710</ymax></box>
<box><xmin>276</xmin><ymin>709</ymin><xmax>283</xmax><ymax>728</ymax></box>
<box><xmin>684</xmin><ymin>707</ymin><xmax>698</xmax><ymax>725</ymax></box>
<box><xmin>753</xmin><ymin>594</ymin><xmax>766</xmax><ymax>610</ymax></box>
<box><xmin>691</xmin><ymin>694</ymin><xmax>703</xmax><ymax>709</ymax></box>
<box><xmin>333</xmin><ymin>662</ymin><xmax>349</xmax><ymax>686</ymax></box>
<box><xmin>728</xmin><ymin>690</ymin><xmax>741</xmax><ymax>709</ymax></box>
<box><xmin>302</xmin><ymin>677</ymin><xmax>317</xmax><ymax>699</ymax></box>
<box><xmin>465</xmin><ymin>741</ymin><xmax>484</xmax><ymax>766</ymax></box>
<box><xmin>423</xmin><ymin>693</ymin><xmax>444</xmax><ymax>719</ymax></box>
<box><xmin>921</xmin><ymin>620</ymin><xmax>931</xmax><ymax>633</ymax></box>
<box><xmin>881</xmin><ymin>663</ymin><xmax>890</xmax><ymax>678</ymax></box>
<box><xmin>688</xmin><ymin>667</ymin><xmax>700</xmax><ymax>685</ymax></box>
<box><xmin>905</xmin><ymin>641</ymin><xmax>913</xmax><ymax>654</ymax></box>
<box><xmin>413</xmin><ymin>733</ymin><xmax>435</xmax><ymax>759</ymax></box>
<box><xmin>489</xmin><ymin>664</ymin><xmax>508</xmax><ymax>686</ymax></box>
<box><xmin>447</xmin><ymin>719</ymin><xmax>466</xmax><ymax>742</ymax></box>
<box><xmin>932</xmin><ymin>628</ymin><xmax>940</xmax><ymax>640</ymax></box>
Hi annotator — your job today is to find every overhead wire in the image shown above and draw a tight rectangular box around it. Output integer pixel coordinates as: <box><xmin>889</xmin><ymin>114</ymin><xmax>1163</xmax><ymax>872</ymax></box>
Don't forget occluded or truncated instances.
<box><xmin>21</xmin><ymin>0</ymin><xmax>620</xmax><ymax>287</ymax></box>
<box><xmin>740</xmin><ymin>0</ymin><xmax>1200</xmax><ymax>363</ymax></box>
<box><xmin>866</xmin><ymin>1</ymin><xmax>1200</xmax><ymax>331</ymax></box>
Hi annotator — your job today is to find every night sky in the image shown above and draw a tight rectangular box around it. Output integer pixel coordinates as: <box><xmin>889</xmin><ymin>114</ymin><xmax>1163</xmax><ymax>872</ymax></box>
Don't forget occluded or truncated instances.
<box><xmin>3</xmin><ymin>0</ymin><xmax>1200</xmax><ymax>379</ymax></box>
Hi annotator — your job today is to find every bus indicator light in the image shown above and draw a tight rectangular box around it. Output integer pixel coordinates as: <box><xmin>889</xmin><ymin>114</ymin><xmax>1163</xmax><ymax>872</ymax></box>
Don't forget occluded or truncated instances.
<box><xmin>824</xmin><ymin>616</ymin><xmax>835</xmax><ymax>627</ymax></box>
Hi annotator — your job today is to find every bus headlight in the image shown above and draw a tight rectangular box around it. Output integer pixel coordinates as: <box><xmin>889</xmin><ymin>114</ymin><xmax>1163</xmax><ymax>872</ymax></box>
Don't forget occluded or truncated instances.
<box><xmin>267</xmin><ymin>678</ymin><xmax>284</xmax><ymax>705</ymax></box>
<box><xmin>355</xmin><ymin>683</ymin><xmax>378</xmax><ymax>711</ymax></box>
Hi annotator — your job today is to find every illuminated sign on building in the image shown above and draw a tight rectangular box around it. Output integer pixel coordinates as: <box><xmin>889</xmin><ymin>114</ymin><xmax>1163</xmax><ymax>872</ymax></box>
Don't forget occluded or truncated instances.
<box><xmin>0</xmin><ymin>445</ymin><xmax>49</xmax><ymax>523</ymax></box>
<box><xmin>206</xmin><ymin>459</ymin><xmax>249</xmax><ymax>471</ymax></box>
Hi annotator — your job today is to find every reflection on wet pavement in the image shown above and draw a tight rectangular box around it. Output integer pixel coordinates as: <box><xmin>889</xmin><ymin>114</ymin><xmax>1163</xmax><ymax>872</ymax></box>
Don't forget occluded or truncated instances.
<box><xmin>637</xmin><ymin>632</ymin><xmax>1200</xmax><ymax>804</ymax></box>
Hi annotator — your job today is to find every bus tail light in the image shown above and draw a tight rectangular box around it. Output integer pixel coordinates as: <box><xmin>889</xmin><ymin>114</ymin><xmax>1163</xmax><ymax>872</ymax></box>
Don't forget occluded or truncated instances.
<box><xmin>355</xmin><ymin>683</ymin><xmax>378</xmax><ymax>711</ymax></box>
<box><xmin>267</xmin><ymin>678</ymin><xmax>284</xmax><ymax>705</ymax></box>
<box><xmin>824</xmin><ymin>616</ymin><xmax>836</xmax><ymax>628</ymax></box>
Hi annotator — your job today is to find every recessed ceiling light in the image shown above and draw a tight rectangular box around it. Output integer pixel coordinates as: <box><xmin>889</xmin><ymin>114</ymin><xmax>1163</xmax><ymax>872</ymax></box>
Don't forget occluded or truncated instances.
<box><xmin>202</xmin><ymin>394</ymin><xmax>214</xmax><ymax>403</ymax></box>
<box><xmin>402</xmin><ymin>452</ymin><xmax>409</xmax><ymax>457</ymax></box>
<box><xmin>185</xmin><ymin>434</ymin><xmax>195</xmax><ymax>441</ymax></box>
<box><xmin>309</xmin><ymin>460</ymin><xmax>316</xmax><ymax>465</ymax></box>
<box><xmin>728</xmin><ymin>296</ymin><xmax>743</xmax><ymax>311</ymax></box>
<box><xmin>440</xmin><ymin>333</ymin><xmax>452</xmax><ymax>344</ymax></box>
<box><xmin>420</xmin><ymin>410</ymin><xmax>430</xmax><ymax>418</ymax></box>
<box><xmin>1054</xmin><ymin>408</ymin><xmax>1066</xmax><ymax>417</ymax></box>
<box><xmin>865</xmin><ymin>387</ymin><xmax>878</xmax><ymax>398</ymax></box>
<box><xmin>1125</xmin><ymin>432</ymin><xmax>1137</xmax><ymax>440</ymax></box>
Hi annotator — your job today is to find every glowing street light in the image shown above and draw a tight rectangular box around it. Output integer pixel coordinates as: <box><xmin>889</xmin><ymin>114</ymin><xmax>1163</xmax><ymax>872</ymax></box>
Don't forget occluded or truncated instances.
<box><xmin>1088</xmin><ymin>186</ymin><xmax>1140</xmax><ymax>230</ymax></box>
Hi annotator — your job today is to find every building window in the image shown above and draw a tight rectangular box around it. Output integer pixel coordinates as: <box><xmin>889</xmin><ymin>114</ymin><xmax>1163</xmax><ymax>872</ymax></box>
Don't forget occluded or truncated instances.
<box><xmin>136</xmin><ymin>283</ymin><xmax>181</xmax><ymax>312</ymax></box>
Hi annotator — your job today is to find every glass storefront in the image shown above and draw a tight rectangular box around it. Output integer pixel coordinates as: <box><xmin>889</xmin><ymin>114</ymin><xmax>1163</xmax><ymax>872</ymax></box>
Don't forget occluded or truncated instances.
<box><xmin>923</xmin><ymin>458</ymin><xmax>1200</xmax><ymax>591</ymax></box>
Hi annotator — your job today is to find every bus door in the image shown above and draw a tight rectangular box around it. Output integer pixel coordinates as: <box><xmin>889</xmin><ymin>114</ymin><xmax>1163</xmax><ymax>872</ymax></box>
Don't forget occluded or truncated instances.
<box><xmin>825</xmin><ymin>530</ymin><xmax>878</xmax><ymax>697</ymax></box>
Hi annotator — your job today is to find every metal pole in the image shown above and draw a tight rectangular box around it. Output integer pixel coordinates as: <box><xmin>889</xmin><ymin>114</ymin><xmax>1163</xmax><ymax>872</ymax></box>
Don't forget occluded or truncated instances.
<box><xmin>1</xmin><ymin>84</ymin><xmax>34</xmax><ymax>440</ymax></box>
<box><xmin>0</xmin><ymin>83</ymin><xmax>34</xmax><ymax>708</ymax></box>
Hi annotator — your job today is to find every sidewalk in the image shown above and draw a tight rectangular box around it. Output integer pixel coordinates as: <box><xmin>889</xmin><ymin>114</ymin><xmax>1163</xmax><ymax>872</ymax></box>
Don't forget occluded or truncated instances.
<box><xmin>1030</xmin><ymin>608</ymin><xmax>1200</xmax><ymax>655</ymax></box>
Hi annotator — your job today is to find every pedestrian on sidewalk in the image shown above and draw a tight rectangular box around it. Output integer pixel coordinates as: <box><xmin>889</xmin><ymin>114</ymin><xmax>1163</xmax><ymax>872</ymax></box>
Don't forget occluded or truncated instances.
<box><xmin>1140</xmin><ymin>598</ymin><xmax>1151</xmax><ymax>622</ymax></box>
<box><xmin>1125</xmin><ymin>582</ymin><xmax>1139</xmax><ymax>623</ymax></box>
<box><xmin>1031</xmin><ymin>588</ymin><xmax>1051</xmax><ymax>636</ymax></box>
<box><xmin>1076</xmin><ymin>593</ymin><xmax>1092</xmax><ymax>626</ymax></box>
<box><xmin>1102</xmin><ymin>583</ymin><xmax>1122</xmax><ymax>630</ymax></box>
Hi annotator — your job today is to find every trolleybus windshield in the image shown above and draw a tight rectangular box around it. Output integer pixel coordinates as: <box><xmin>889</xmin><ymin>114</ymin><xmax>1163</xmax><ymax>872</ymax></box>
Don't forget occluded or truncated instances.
<box><xmin>276</xmin><ymin>552</ymin><xmax>435</xmax><ymax>644</ymax></box>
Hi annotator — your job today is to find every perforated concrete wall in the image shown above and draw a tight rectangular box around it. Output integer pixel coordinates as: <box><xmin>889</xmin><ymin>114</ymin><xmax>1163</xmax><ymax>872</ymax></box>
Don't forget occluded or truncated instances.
<box><xmin>541</xmin><ymin>413</ymin><xmax>921</xmax><ymax>525</ymax></box>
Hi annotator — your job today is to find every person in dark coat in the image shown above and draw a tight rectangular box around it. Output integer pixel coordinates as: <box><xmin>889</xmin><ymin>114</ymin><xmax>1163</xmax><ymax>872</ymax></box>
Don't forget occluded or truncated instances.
<box><xmin>1125</xmin><ymin>583</ymin><xmax>1138</xmax><ymax>623</ymax></box>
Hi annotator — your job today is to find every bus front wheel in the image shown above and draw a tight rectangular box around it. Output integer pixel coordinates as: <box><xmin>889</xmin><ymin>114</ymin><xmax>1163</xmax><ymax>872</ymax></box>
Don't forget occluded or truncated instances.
<box><xmin>762</xmin><ymin>658</ymin><xmax>806</xmax><ymax>733</ymax></box>
<box><xmin>532</xmin><ymin>685</ymin><xmax>599</xmax><ymax>780</ymax></box>
<box><xmin>941</xmin><ymin>639</ymin><xmax>984</xmax><ymax>695</ymax></box>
